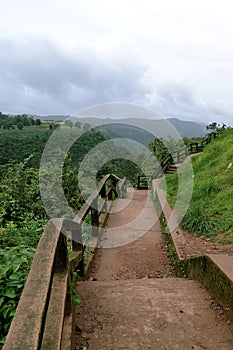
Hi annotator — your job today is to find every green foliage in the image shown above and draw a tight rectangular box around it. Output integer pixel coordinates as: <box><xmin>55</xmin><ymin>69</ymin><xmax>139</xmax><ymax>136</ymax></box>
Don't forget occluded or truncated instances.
<box><xmin>0</xmin><ymin>160</ymin><xmax>46</xmax><ymax>227</ymax></box>
<box><xmin>163</xmin><ymin>128</ymin><xmax>233</xmax><ymax>240</ymax></box>
<box><xmin>0</xmin><ymin>159</ymin><xmax>48</xmax><ymax>343</ymax></box>
<box><xmin>0</xmin><ymin>246</ymin><xmax>35</xmax><ymax>343</ymax></box>
<box><xmin>70</xmin><ymin>271</ymin><xmax>81</xmax><ymax>306</ymax></box>
<box><xmin>206</xmin><ymin>122</ymin><xmax>229</xmax><ymax>132</ymax></box>
<box><xmin>0</xmin><ymin>112</ymin><xmax>38</xmax><ymax>130</ymax></box>
<box><xmin>98</xmin><ymin>158</ymin><xmax>141</xmax><ymax>187</ymax></box>
<box><xmin>0</xmin><ymin>129</ymin><xmax>53</xmax><ymax>167</ymax></box>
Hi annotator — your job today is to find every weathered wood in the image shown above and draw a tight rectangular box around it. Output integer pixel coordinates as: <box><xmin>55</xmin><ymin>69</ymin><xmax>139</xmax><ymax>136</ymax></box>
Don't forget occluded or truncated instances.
<box><xmin>41</xmin><ymin>269</ymin><xmax>69</xmax><ymax>350</ymax></box>
<box><xmin>3</xmin><ymin>219</ymin><xmax>63</xmax><ymax>350</ymax></box>
<box><xmin>62</xmin><ymin>218</ymin><xmax>83</xmax><ymax>252</ymax></box>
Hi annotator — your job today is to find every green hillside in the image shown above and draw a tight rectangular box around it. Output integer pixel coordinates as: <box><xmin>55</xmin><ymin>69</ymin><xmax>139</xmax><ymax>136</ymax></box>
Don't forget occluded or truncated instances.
<box><xmin>163</xmin><ymin>128</ymin><xmax>233</xmax><ymax>243</ymax></box>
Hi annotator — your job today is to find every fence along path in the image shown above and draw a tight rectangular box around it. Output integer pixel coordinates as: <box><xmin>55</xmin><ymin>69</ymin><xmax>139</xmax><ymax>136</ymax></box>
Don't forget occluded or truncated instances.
<box><xmin>138</xmin><ymin>131</ymin><xmax>217</xmax><ymax>189</ymax></box>
<box><xmin>3</xmin><ymin>174</ymin><xmax>126</xmax><ymax>350</ymax></box>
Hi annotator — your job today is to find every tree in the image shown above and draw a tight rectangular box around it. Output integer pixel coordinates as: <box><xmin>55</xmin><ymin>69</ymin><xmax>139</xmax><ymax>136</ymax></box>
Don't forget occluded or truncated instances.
<box><xmin>206</xmin><ymin>122</ymin><xmax>218</xmax><ymax>131</ymax></box>
<box><xmin>35</xmin><ymin>119</ymin><xmax>41</xmax><ymax>126</ymax></box>
<box><xmin>64</xmin><ymin>120</ymin><xmax>73</xmax><ymax>128</ymax></box>
<box><xmin>74</xmin><ymin>121</ymin><xmax>82</xmax><ymax>129</ymax></box>
<box><xmin>17</xmin><ymin>121</ymin><xmax>24</xmax><ymax>130</ymax></box>
<box><xmin>206</xmin><ymin>122</ymin><xmax>230</xmax><ymax>133</ymax></box>
<box><xmin>3</xmin><ymin>121</ymin><xmax>13</xmax><ymax>129</ymax></box>
<box><xmin>83</xmin><ymin>123</ymin><xmax>91</xmax><ymax>132</ymax></box>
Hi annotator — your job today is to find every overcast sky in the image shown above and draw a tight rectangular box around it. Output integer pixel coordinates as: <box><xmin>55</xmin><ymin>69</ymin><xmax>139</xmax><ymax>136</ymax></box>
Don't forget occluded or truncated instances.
<box><xmin>0</xmin><ymin>0</ymin><xmax>233</xmax><ymax>125</ymax></box>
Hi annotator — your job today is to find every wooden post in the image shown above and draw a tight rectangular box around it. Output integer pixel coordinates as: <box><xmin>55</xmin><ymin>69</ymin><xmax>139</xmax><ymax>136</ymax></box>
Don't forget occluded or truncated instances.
<box><xmin>91</xmin><ymin>198</ymin><xmax>99</xmax><ymax>237</ymax></box>
<box><xmin>62</xmin><ymin>219</ymin><xmax>83</xmax><ymax>252</ymax></box>
<box><xmin>100</xmin><ymin>183</ymin><xmax>106</xmax><ymax>198</ymax></box>
<box><xmin>138</xmin><ymin>176</ymin><xmax>141</xmax><ymax>189</ymax></box>
<box><xmin>111</xmin><ymin>176</ymin><xmax>118</xmax><ymax>198</ymax></box>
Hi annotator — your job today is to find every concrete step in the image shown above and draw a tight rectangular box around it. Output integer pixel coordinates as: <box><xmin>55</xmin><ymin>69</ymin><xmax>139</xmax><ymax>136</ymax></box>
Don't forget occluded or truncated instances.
<box><xmin>75</xmin><ymin>278</ymin><xmax>233</xmax><ymax>349</ymax></box>
<box><xmin>165</xmin><ymin>169</ymin><xmax>176</xmax><ymax>174</ymax></box>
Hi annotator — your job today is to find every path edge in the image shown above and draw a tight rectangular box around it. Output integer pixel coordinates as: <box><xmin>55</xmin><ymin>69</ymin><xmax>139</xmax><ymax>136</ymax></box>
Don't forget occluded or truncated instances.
<box><xmin>152</xmin><ymin>179</ymin><xmax>233</xmax><ymax>322</ymax></box>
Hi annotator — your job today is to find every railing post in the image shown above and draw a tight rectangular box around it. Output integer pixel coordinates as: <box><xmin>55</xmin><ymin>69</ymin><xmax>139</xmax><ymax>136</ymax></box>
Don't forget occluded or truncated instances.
<box><xmin>138</xmin><ymin>176</ymin><xmax>141</xmax><ymax>189</ymax></box>
<box><xmin>177</xmin><ymin>150</ymin><xmax>180</xmax><ymax>163</ymax></box>
<box><xmin>117</xmin><ymin>178</ymin><xmax>126</xmax><ymax>198</ymax></box>
<box><xmin>69</xmin><ymin>221</ymin><xmax>84</xmax><ymax>276</ymax></box>
<box><xmin>72</xmin><ymin>225</ymin><xmax>83</xmax><ymax>251</ymax></box>
<box><xmin>112</xmin><ymin>176</ymin><xmax>118</xmax><ymax>197</ymax></box>
<box><xmin>62</xmin><ymin>219</ymin><xmax>83</xmax><ymax>252</ymax></box>
<box><xmin>91</xmin><ymin>198</ymin><xmax>99</xmax><ymax>237</ymax></box>
<box><xmin>62</xmin><ymin>219</ymin><xmax>83</xmax><ymax>251</ymax></box>
<box><xmin>55</xmin><ymin>230</ymin><xmax>68</xmax><ymax>269</ymax></box>
<box><xmin>100</xmin><ymin>183</ymin><xmax>106</xmax><ymax>198</ymax></box>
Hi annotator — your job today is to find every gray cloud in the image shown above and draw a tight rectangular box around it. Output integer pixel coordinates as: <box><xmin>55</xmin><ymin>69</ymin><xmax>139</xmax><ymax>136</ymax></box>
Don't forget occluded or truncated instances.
<box><xmin>0</xmin><ymin>36</ymin><xmax>232</xmax><ymax>125</ymax></box>
<box><xmin>146</xmin><ymin>83</ymin><xmax>233</xmax><ymax>125</ymax></box>
<box><xmin>0</xmin><ymin>36</ymin><xmax>149</xmax><ymax>115</ymax></box>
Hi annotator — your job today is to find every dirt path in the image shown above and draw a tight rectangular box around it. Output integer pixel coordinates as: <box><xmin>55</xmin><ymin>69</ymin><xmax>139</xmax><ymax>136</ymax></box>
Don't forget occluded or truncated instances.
<box><xmin>89</xmin><ymin>190</ymin><xmax>173</xmax><ymax>281</ymax></box>
<box><xmin>74</xmin><ymin>189</ymin><xmax>233</xmax><ymax>350</ymax></box>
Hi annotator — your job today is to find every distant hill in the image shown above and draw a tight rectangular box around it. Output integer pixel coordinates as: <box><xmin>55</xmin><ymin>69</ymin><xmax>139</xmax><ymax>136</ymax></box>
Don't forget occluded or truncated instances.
<box><xmin>168</xmin><ymin>118</ymin><xmax>207</xmax><ymax>138</ymax></box>
<box><xmin>35</xmin><ymin>115</ymin><xmax>207</xmax><ymax>140</ymax></box>
<box><xmin>32</xmin><ymin>114</ymin><xmax>68</xmax><ymax>122</ymax></box>
<box><xmin>71</xmin><ymin>117</ymin><xmax>207</xmax><ymax>140</ymax></box>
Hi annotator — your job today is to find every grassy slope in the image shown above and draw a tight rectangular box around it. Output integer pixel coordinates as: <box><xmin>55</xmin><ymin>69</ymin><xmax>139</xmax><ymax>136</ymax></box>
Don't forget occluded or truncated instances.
<box><xmin>163</xmin><ymin>128</ymin><xmax>233</xmax><ymax>243</ymax></box>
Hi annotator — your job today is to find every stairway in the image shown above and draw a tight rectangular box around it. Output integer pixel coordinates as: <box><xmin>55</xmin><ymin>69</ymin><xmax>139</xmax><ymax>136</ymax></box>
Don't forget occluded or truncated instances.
<box><xmin>165</xmin><ymin>163</ymin><xmax>179</xmax><ymax>175</ymax></box>
<box><xmin>74</xmin><ymin>190</ymin><xmax>233</xmax><ymax>350</ymax></box>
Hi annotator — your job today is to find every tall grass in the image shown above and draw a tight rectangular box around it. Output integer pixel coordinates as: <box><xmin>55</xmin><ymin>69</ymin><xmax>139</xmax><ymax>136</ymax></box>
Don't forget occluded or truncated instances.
<box><xmin>162</xmin><ymin>128</ymin><xmax>233</xmax><ymax>242</ymax></box>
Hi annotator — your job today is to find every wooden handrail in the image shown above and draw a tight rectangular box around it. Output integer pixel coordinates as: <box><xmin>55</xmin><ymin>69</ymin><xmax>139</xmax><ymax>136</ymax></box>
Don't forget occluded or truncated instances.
<box><xmin>3</xmin><ymin>174</ymin><xmax>126</xmax><ymax>350</ymax></box>
<box><xmin>138</xmin><ymin>132</ymin><xmax>218</xmax><ymax>189</ymax></box>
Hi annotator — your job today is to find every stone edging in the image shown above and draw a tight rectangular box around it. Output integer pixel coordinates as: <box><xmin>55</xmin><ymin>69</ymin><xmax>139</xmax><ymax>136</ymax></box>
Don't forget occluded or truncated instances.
<box><xmin>152</xmin><ymin>179</ymin><xmax>233</xmax><ymax>321</ymax></box>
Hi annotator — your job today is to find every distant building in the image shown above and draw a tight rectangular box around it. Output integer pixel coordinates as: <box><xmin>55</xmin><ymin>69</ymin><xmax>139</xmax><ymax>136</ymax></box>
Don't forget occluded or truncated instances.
<box><xmin>42</xmin><ymin>120</ymin><xmax>63</xmax><ymax>125</ymax></box>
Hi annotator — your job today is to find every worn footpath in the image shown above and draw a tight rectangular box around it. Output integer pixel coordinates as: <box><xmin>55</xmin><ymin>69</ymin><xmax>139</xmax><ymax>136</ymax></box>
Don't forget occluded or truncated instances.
<box><xmin>74</xmin><ymin>189</ymin><xmax>233</xmax><ymax>350</ymax></box>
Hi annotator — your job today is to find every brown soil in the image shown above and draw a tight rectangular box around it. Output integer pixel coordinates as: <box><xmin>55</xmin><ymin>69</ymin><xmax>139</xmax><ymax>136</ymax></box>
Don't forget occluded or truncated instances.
<box><xmin>74</xmin><ymin>189</ymin><xmax>233</xmax><ymax>350</ymax></box>
<box><xmin>177</xmin><ymin>229</ymin><xmax>233</xmax><ymax>258</ymax></box>
<box><xmin>75</xmin><ymin>280</ymin><xmax>233</xmax><ymax>350</ymax></box>
<box><xmin>89</xmin><ymin>225</ymin><xmax>173</xmax><ymax>281</ymax></box>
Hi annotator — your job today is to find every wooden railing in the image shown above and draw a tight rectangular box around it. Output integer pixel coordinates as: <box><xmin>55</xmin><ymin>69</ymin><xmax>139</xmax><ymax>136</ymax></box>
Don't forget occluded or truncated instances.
<box><xmin>138</xmin><ymin>132</ymin><xmax>218</xmax><ymax>189</ymax></box>
<box><xmin>3</xmin><ymin>174</ymin><xmax>126</xmax><ymax>350</ymax></box>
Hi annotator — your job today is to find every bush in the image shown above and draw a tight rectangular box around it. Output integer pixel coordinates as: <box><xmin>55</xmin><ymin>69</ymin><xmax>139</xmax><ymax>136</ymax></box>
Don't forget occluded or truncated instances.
<box><xmin>0</xmin><ymin>246</ymin><xmax>35</xmax><ymax>344</ymax></box>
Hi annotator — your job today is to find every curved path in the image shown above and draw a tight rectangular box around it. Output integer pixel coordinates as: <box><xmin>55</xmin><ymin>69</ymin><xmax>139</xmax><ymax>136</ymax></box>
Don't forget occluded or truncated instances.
<box><xmin>74</xmin><ymin>189</ymin><xmax>233</xmax><ymax>349</ymax></box>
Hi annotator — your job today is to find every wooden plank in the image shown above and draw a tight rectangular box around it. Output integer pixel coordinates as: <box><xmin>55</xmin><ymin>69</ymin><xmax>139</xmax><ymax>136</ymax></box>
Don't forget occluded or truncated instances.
<box><xmin>3</xmin><ymin>219</ymin><xmax>63</xmax><ymax>350</ymax></box>
<box><xmin>41</xmin><ymin>269</ymin><xmax>69</xmax><ymax>350</ymax></box>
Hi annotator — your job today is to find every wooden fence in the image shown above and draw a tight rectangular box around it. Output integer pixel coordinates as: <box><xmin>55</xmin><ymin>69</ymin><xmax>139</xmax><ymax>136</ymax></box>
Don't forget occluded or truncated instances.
<box><xmin>3</xmin><ymin>174</ymin><xmax>126</xmax><ymax>350</ymax></box>
<box><xmin>138</xmin><ymin>132</ymin><xmax>218</xmax><ymax>189</ymax></box>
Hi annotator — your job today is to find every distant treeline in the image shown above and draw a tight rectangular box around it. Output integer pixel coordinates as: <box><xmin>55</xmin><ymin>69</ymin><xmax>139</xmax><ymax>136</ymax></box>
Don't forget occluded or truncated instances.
<box><xmin>0</xmin><ymin>112</ymin><xmax>41</xmax><ymax>130</ymax></box>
